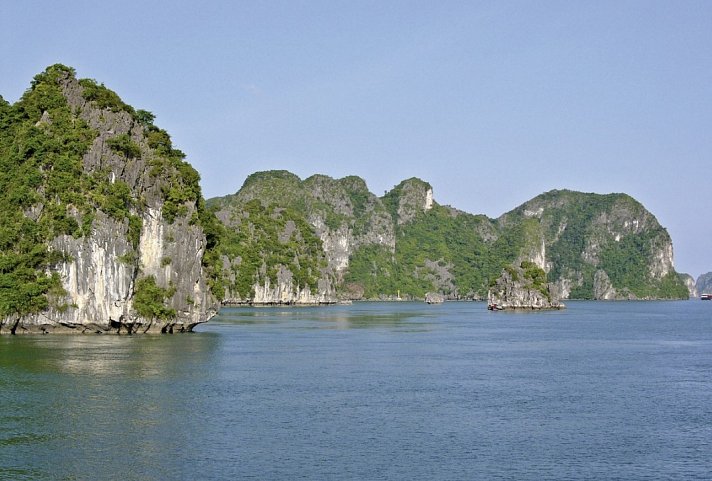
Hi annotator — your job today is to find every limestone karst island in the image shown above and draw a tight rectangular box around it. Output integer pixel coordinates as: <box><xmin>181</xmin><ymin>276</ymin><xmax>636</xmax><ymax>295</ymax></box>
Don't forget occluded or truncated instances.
<box><xmin>0</xmin><ymin>65</ymin><xmax>694</xmax><ymax>333</ymax></box>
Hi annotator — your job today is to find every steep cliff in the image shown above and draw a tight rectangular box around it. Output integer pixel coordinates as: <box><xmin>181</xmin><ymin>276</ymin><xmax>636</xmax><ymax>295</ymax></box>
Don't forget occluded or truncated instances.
<box><xmin>382</xmin><ymin>177</ymin><xmax>434</xmax><ymax>225</ymax></box>
<box><xmin>340</xmin><ymin>186</ymin><xmax>687</xmax><ymax>300</ymax></box>
<box><xmin>0</xmin><ymin>65</ymin><xmax>219</xmax><ymax>334</ymax></box>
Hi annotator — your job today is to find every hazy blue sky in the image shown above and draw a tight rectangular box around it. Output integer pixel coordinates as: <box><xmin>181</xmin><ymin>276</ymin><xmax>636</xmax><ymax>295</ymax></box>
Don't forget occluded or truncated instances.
<box><xmin>2</xmin><ymin>1</ymin><xmax>711</xmax><ymax>277</ymax></box>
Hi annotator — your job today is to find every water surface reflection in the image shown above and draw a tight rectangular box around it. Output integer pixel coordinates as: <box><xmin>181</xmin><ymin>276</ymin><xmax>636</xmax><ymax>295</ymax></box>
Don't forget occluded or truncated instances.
<box><xmin>214</xmin><ymin>302</ymin><xmax>439</xmax><ymax>331</ymax></box>
<box><xmin>2</xmin><ymin>301</ymin><xmax>711</xmax><ymax>480</ymax></box>
<box><xmin>0</xmin><ymin>333</ymin><xmax>219</xmax><ymax>481</ymax></box>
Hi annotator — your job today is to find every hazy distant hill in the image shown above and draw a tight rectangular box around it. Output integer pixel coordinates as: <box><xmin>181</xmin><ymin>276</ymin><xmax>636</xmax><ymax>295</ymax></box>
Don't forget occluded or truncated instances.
<box><xmin>208</xmin><ymin>171</ymin><xmax>688</xmax><ymax>303</ymax></box>
<box><xmin>696</xmin><ymin>272</ymin><xmax>712</xmax><ymax>296</ymax></box>
<box><xmin>679</xmin><ymin>273</ymin><xmax>698</xmax><ymax>298</ymax></box>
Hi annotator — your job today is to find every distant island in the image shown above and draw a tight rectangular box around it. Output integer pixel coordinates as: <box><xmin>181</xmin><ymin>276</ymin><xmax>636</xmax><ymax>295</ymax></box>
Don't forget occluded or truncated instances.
<box><xmin>487</xmin><ymin>261</ymin><xmax>565</xmax><ymax>310</ymax></box>
<box><xmin>0</xmin><ymin>65</ymin><xmax>692</xmax><ymax>334</ymax></box>
<box><xmin>208</xmin><ymin>170</ymin><xmax>689</xmax><ymax>305</ymax></box>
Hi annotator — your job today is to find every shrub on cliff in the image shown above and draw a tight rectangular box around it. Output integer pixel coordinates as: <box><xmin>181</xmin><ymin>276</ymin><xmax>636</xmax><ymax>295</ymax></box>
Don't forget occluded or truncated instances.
<box><xmin>133</xmin><ymin>276</ymin><xmax>176</xmax><ymax>321</ymax></box>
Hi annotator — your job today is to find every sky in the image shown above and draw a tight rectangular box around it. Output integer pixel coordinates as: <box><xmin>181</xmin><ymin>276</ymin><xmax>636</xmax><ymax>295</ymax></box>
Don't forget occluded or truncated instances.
<box><xmin>1</xmin><ymin>1</ymin><xmax>711</xmax><ymax>278</ymax></box>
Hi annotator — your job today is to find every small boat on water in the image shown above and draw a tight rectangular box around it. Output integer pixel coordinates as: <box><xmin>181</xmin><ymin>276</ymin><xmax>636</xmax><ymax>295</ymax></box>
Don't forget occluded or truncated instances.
<box><xmin>701</xmin><ymin>294</ymin><xmax>712</xmax><ymax>301</ymax></box>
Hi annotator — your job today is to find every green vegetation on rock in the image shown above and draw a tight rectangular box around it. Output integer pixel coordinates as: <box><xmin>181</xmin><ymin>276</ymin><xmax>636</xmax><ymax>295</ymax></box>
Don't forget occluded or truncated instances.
<box><xmin>216</xmin><ymin>199</ymin><xmax>326</xmax><ymax>299</ymax></box>
<box><xmin>106</xmin><ymin>134</ymin><xmax>141</xmax><ymax>159</ymax></box>
<box><xmin>210</xmin><ymin>174</ymin><xmax>688</xmax><ymax>302</ymax></box>
<box><xmin>501</xmin><ymin>190</ymin><xmax>687</xmax><ymax>299</ymax></box>
<box><xmin>133</xmin><ymin>276</ymin><xmax>176</xmax><ymax>320</ymax></box>
<box><xmin>346</xmin><ymin>204</ymin><xmax>511</xmax><ymax>298</ymax></box>
<box><xmin>79</xmin><ymin>78</ymin><xmax>136</xmax><ymax>115</ymax></box>
<box><xmin>520</xmin><ymin>260</ymin><xmax>550</xmax><ymax>300</ymax></box>
<box><xmin>0</xmin><ymin>65</ymin><xmax>95</xmax><ymax>318</ymax></box>
<box><xmin>0</xmin><ymin>64</ymin><xmax>224</xmax><ymax>324</ymax></box>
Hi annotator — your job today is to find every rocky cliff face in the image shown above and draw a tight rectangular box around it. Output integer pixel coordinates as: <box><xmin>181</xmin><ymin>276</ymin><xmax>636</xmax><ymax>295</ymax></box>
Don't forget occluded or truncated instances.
<box><xmin>251</xmin><ymin>266</ymin><xmax>336</xmax><ymax>305</ymax></box>
<box><xmin>209</xmin><ymin>171</ymin><xmax>402</xmax><ymax>304</ymax></box>
<box><xmin>209</xmin><ymin>174</ymin><xmax>447</xmax><ymax>304</ymax></box>
<box><xmin>305</xmin><ymin>174</ymin><xmax>396</xmax><ymax>276</ymax></box>
<box><xmin>0</xmin><ymin>65</ymin><xmax>218</xmax><ymax>334</ymax></box>
<box><xmin>382</xmin><ymin>177</ymin><xmax>434</xmax><ymax>225</ymax></box>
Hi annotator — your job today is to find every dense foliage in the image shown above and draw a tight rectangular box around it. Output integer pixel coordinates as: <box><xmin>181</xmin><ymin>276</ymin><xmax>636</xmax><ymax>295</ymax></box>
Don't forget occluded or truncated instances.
<box><xmin>345</xmin><ymin>205</ymin><xmax>530</xmax><ymax>299</ymax></box>
<box><xmin>216</xmin><ymin>200</ymin><xmax>326</xmax><ymax>299</ymax></box>
<box><xmin>520</xmin><ymin>260</ymin><xmax>550</xmax><ymax>300</ymax></box>
<box><xmin>346</xmin><ymin>177</ymin><xmax>508</xmax><ymax>298</ymax></box>
<box><xmin>0</xmin><ymin>65</ymin><xmax>95</xmax><ymax>318</ymax></box>
<box><xmin>503</xmin><ymin>190</ymin><xmax>688</xmax><ymax>299</ymax></box>
<box><xmin>106</xmin><ymin>134</ymin><xmax>141</xmax><ymax>159</ymax></box>
<box><xmin>133</xmin><ymin>276</ymin><xmax>176</xmax><ymax>320</ymax></box>
<box><xmin>79</xmin><ymin>78</ymin><xmax>135</xmax><ymax>114</ymax></box>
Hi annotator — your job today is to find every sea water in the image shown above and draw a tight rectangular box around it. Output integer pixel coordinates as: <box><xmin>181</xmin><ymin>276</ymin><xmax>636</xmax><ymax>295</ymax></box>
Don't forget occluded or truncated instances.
<box><xmin>1</xmin><ymin>301</ymin><xmax>711</xmax><ymax>480</ymax></box>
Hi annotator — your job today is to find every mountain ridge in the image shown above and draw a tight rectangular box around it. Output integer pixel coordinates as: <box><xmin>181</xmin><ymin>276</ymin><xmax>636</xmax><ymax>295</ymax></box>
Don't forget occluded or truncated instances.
<box><xmin>209</xmin><ymin>170</ymin><xmax>689</xmax><ymax>302</ymax></box>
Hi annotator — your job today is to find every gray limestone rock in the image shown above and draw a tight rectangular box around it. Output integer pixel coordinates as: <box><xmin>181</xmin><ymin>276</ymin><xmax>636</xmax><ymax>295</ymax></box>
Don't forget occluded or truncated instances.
<box><xmin>388</xmin><ymin>178</ymin><xmax>434</xmax><ymax>225</ymax></box>
<box><xmin>593</xmin><ymin>270</ymin><xmax>617</xmax><ymax>300</ymax></box>
<box><xmin>1</xmin><ymin>68</ymin><xmax>217</xmax><ymax>334</ymax></box>
<box><xmin>424</xmin><ymin>292</ymin><xmax>445</xmax><ymax>304</ymax></box>
<box><xmin>487</xmin><ymin>264</ymin><xmax>564</xmax><ymax>310</ymax></box>
<box><xmin>212</xmin><ymin>171</ymin><xmax>399</xmax><ymax>305</ymax></box>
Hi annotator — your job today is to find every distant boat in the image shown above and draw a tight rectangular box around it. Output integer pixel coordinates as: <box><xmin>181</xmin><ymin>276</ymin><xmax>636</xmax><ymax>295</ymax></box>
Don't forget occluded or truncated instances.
<box><xmin>701</xmin><ymin>294</ymin><xmax>712</xmax><ymax>301</ymax></box>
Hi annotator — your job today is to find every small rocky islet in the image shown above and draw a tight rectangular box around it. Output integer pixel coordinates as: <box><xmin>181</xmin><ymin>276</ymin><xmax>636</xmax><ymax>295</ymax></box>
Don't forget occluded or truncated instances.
<box><xmin>487</xmin><ymin>261</ymin><xmax>565</xmax><ymax>311</ymax></box>
<box><xmin>0</xmin><ymin>65</ymin><xmax>695</xmax><ymax>333</ymax></box>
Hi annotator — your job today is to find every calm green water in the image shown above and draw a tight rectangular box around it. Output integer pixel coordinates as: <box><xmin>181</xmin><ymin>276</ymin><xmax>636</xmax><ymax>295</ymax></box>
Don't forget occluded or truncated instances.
<box><xmin>1</xmin><ymin>301</ymin><xmax>711</xmax><ymax>480</ymax></box>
